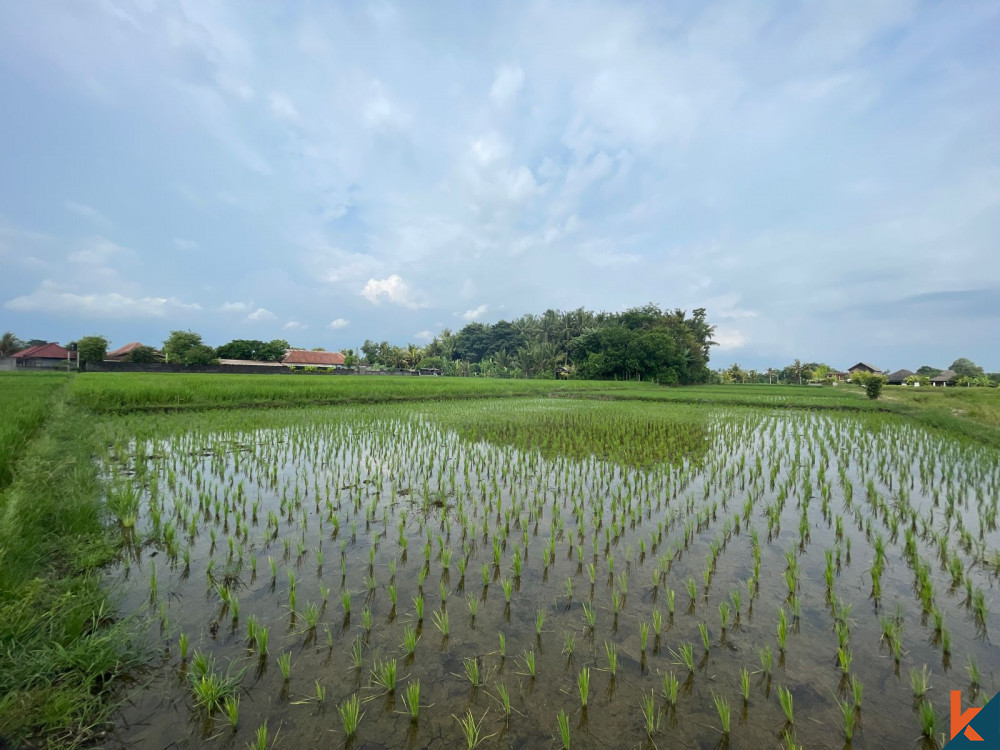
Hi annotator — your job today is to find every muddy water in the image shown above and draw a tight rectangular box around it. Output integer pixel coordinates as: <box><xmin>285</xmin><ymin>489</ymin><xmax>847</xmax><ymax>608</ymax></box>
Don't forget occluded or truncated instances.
<box><xmin>104</xmin><ymin>403</ymin><xmax>1000</xmax><ymax>749</ymax></box>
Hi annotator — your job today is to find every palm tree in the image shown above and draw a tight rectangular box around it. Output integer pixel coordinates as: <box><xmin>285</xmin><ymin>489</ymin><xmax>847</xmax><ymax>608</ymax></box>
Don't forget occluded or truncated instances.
<box><xmin>0</xmin><ymin>332</ymin><xmax>24</xmax><ymax>357</ymax></box>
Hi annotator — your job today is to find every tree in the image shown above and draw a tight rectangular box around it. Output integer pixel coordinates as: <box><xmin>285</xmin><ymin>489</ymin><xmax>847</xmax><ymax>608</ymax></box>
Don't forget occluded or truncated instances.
<box><xmin>853</xmin><ymin>371</ymin><xmax>886</xmax><ymax>400</ymax></box>
<box><xmin>126</xmin><ymin>345</ymin><xmax>159</xmax><ymax>363</ymax></box>
<box><xmin>163</xmin><ymin>330</ymin><xmax>205</xmax><ymax>363</ymax></box>
<box><xmin>215</xmin><ymin>339</ymin><xmax>288</xmax><ymax>362</ymax></box>
<box><xmin>950</xmin><ymin>358</ymin><xmax>985</xmax><ymax>379</ymax></box>
<box><xmin>0</xmin><ymin>332</ymin><xmax>24</xmax><ymax>357</ymax></box>
<box><xmin>76</xmin><ymin>335</ymin><xmax>109</xmax><ymax>364</ymax></box>
<box><xmin>183</xmin><ymin>344</ymin><xmax>218</xmax><ymax>366</ymax></box>
<box><xmin>916</xmin><ymin>365</ymin><xmax>942</xmax><ymax>378</ymax></box>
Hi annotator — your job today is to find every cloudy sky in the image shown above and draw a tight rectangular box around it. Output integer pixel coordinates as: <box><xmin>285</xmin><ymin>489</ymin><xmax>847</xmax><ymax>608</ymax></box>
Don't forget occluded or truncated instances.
<box><xmin>1</xmin><ymin>0</ymin><xmax>998</xmax><ymax>371</ymax></box>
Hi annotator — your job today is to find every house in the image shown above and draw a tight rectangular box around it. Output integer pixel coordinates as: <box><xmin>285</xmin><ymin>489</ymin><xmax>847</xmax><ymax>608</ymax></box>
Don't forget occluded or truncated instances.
<box><xmin>105</xmin><ymin>342</ymin><xmax>157</xmax><ymax>362</ymax></box>
<box><xmin>847</xmin><ymin>362</ymin><xmax>882</xmax><ymax>375</ymax></box>
<box><xmin>12</xmin><ymin>342</ymin><xmax>75</xmax><ymax>369</ymax></box>
<box><xmin>218</xmin><ymin>359</ymin><xmax>284</xmax><ymax>367</ymax></box>
<box><xmin>830</xmin><ymin>371</ymin><xmax>850</xmax><ymax>382</ymax></box>
<box><xmin>281</xmin><ymin>350</ymin><xmax>346</xmax><ymax>369</ymax></box>
<box><xmin>930</xmin><ymin>369</ymin><xmax>957</xmax><ymax>387</ymax></box>
<box><xmin>886</xmin><ymin>369</ymin><xmax>915</xmax><ymax>385</ymax></box>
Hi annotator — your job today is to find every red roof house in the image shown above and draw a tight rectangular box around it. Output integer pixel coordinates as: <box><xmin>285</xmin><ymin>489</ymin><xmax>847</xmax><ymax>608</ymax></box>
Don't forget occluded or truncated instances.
<box><xmin>105</xmin><ymin>342</ymin><xmax>148</xmax><ymax>361</ymax></box>
<box><xmin>12</xmin><ymin>343</ymin><xmax>75</xmax><ymax>368</ymax></box>
<box><xmin>282</xmin><ymin>350</ymin><xmax>346</xmax><ymax>368</ymax></box>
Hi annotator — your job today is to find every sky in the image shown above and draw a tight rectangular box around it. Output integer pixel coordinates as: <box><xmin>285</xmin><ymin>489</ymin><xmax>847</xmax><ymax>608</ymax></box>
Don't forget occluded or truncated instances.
<box><xmin>1</xmin><ymin>0</ymin><xmax>998</xmax><ymax>372</ymax></box>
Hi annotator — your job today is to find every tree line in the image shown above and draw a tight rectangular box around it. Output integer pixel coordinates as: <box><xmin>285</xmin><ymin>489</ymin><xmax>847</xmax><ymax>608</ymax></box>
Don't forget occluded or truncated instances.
<box><xmin>1</xmin><ymin>305</ymin><xmax>717</xmax><ymax>383</ymax></box>
<box><xmin>362</xmin><ymin>305</ymin><xmax>716</xmax><ymax>384</ymax></box>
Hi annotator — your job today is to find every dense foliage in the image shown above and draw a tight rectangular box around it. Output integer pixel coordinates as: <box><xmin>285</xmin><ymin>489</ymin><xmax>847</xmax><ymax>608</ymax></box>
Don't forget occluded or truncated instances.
<box><xmin>364</xmin><ymin>305</ymin><xmax>716</xmax><ymax>384</ymax></box>
<box><xmin>214</xmin><ymin>338</ymin><xmax>289</xmax><ymax>362</ymax></box>
<box><xmin>76</xmin><ymin>335</ymin><xmax>109</xmax><ymax>365</ymax></box>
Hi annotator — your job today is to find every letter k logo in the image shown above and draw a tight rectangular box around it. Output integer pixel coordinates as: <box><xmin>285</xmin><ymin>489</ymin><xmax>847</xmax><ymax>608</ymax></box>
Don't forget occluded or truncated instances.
<box><xmin>953</xmin><ymin>690</ymin><xmax>984</xmax><ymax>741</ymax></box>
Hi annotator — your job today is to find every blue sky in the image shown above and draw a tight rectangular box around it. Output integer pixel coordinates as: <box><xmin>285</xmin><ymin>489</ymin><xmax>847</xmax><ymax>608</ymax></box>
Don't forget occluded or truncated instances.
<box><xmin>1</xmin><ymin>0</ymin><xmax>998</xmax><ymax>372</ymax></box>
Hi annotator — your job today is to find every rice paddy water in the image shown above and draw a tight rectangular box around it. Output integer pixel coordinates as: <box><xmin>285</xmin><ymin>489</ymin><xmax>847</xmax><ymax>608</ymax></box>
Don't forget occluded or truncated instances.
<box><xmin>102</xmin><ymin>398</ymin><xmax>999</xmax><ymax>748</ymax></box>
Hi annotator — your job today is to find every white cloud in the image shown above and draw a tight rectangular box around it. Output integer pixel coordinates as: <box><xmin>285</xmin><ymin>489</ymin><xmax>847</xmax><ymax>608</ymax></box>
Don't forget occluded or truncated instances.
<box><xmin>364</xmin><ymin>80</ymin><xmax>409</xmax><ymax>130</ymax></box>
<box><xmin>461</xmin><ymin>304</ymin><xmax>488</xmax><ymax>321</ymax></box>
<box><xmin>246</xmin><ymin>307</ymin><xmax>276</xmax><ymax>322</ymax></box>
<box><xmin>329</xmin><ymin>318</ymin><xmax>350</xmax><ymax>329</ymax></box>
<box><xmin>64</xmin><ymin>201</ymin><xmax>112</xmax><ymax>227</ymax></box>
<box><xmin>268</xmin><ymin>92</ymin><xmax>299</xmax><ymax>121</ymax></box>
<box><xmin>360</xmin><ymin>274</ymin><xmax>423</xmax><ymax>308</ymax></box>
<box><xmin>284</xmin><ymin>320</ymin><xmax>307</xmax><ymax>331</ymax></box>
<box><xmin>68</xmin><ymin>236</ymin><xmax>128</xmax><ymax>265</ymax></box>
<box><xmin>414</xmin><ymin>330</ymin><xmax>433</xmax><ymax>342</ymax></box>
<box><xmin>219</xmin><ymin>301</ymin><xmax>250</xmax><ymax>313</ymax></box>
<box><xmin>714</xmin><ymin>327</ymin><xmax>747</xmax><ymax>350</ymax></box>
<box><xmin>490</xmin><ymin>63</ymin><xmax>524</xmax><ymax>106</ymax></box>
<box><xmin>173</xmin><ymin>237</ymin><xmax>199</xmax><ymax>250</ymax></box>
<box><xmin>4</xmin><ymin>280</ymin><xmax>201</xmax><ymax>318</ymax></box>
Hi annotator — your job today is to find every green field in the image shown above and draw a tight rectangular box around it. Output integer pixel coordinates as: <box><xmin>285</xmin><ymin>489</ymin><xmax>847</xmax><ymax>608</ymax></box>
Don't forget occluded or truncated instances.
<box><xmin>1</xmin><ymin>371</ymin><xmax>999</xmax><ymax>747</ymax></box>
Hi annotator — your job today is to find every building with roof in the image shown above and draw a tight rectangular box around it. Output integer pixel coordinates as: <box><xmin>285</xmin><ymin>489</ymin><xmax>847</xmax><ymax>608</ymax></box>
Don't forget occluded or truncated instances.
<box><xmin>281</xmin><ymin>350</ymin><xmax>346</xmax><ymax>368</ymax></box>
<box><xmin>12</xmin><ymin>342</ymin><xmax>76</xmax><ymax>368</ymax></box>
<box><xmin>847</xmin><ymin>362</ymin><xmax>883</xmax><ymax>375</ymax></box>
<box><xmin>105</xmin><ymin>342</ymin><xmax>158</xmax><ymax>362</ymax></box>
<box><xmin>930</xmin><ymin>369</ymin><xmax>957</xmax><ymax>387</ymax></box>
<box><xmin>886</xmin><ymin>369</ymin><xmax>915</xmax><ymax>385</ymax></box>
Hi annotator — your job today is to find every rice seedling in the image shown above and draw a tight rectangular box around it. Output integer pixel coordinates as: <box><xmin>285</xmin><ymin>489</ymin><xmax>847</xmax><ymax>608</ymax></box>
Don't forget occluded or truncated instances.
<box><xmin>838</xmin><ymin>697</ymin><xmax>855</xmax><ymax>742</ymax></box>
<box><xmin>556</xmin><ymin>708</ymin><xmax>571</xmax><ymax>749</ymax></box>
<box><xmin>604</xmin><ymin>641</ymin><xmax>617</xmax><ymax>677</ymax></box>
<box><xmin>777</xmin><ymin>608</ymin><xmax>788</xmax><ymax>650</ymax></box>
<box><xmin>178</xmin><ymin>632</ymin><xmax>189</xmax><ymax>662</ymax></box>
<box><xmin>967</xmin><ymin>656</ymin><xmax>981</xmax><ymax>689</ymax></box>
<box><xmin>672</xmin><ymin>642</ymin><xmax>695</xmax><ymax>673</ymax></box>
<box><xmin>254</xmin><ymin>626</ymin><xmax>269</xmax><ymax>657</ymax></box>
<box><xmin>350</xmin><ymin>636</ymin><xmax>364</xmax><ymax>669</ymax></box>
<box><xmin>401</xmin><ymin>680</ymin><xmax>421</xmax><ymax>720</ymax></box>
<box><xmin>837</xmin><ymin>647</ymin><xmax>852</xmax><ymax>675</ymax></box>
<box><xmin>910</xmin><ymin>664</ymin><xmax>931</xmax><ymax>698</ymax></box>
<box><xmin>493</xmin><ymin>682</ymin><xmax>513</xmax><ymax>720</ymax></box>
<box><xmin>640</xmin><ymin>621</ymin><xmax>649</xmax><ymax>652</ymax></box>
<box><xmin>662</xmin><ymin>670</ymin><xmax>679</xmax><ymax>705</ymax></box>
<box><xmin>698</xmin><ymin>622</ymin><xmax>710</xmax><ymax>652</ymax></box>
<box><xmin>536</xmin><ymin>609</ymin><xmax>546</xmax><ymax>636</ymax></box>
<box><xmin>277</xmin><ymin>652</ymin><xmax>292</xmax><ymax>681</ymax></box>
<box><xmin>433</xmin><ymin>609</ymin><xmax>450</xmax><ymax>638</ymax></box>
<box><xmin>712</xmin><ymin>690</ymin><xmax>731</xmax><ymax>734</ymax></box>
<box><xmin>640</xmin><ymin>690</ymin><xmax>660</xmax><ymax>737</ymax></box>
<box><xmin>918</xmin><ymin>700</ymin><xmax>936</xmax><ymax>738</ymax></box>
<box><xmin>224</xmin><ymin>694</ymin><xmax>239</xmax><ymax>730</ymax></box>
<box><xmin>778</xmin><ymin>685</ymin><xmax>794</xmax><ymax>724</ymax></box>
<box><xmin>467</xmin><ymin>593</ymin><xmax>479</xmax><ymax>619</ymax></box>
<box><xmin>455</xmin><ymin>709</ymin><xmax>492</xmax><ymax>749</ymax></box>
<box><xmin>248</xmin><ymin>721</ymin><xmax>269</xmax><ymax>750</ymax></box>
<box><xmin>521</xmin><ymin>649</ymin><xmax>537</xmax><ymax>678</ymax></box>
<box><xmin>463</xmin><ymin>656</ymin><xmax>482</xmax><ymax>686</ymax></box>
<box><xmin>372</xmin><ymin>657</ymin><xmax>398</xmax><ymax>693</ymax></box>
<box><xmin>361</xmin><ymin>607</ymin><xmax>373</xmax><ymax>632</ymax></box>
<box><xmin>582</xmin><ymin>602</ymin><xmax>596</xmax><ymax>630</ymax></box>
<box><xmin>851</xmin><ymin>675</ymin><xmax>863</xmax><ymax>708</ymax></box>
<box><xmin>339</xmin><ymin>693</ymin><xmax>363</xmax><ymax>738</ymax></box>
<box><xmin>578</xmin><ymin>666</ymin><xmax>590</xmax><ymax>707</ymax></box>
<box><xmin>498</xmin><ymin>631</ymin><xmax>506</xmax><ymax>658</ymax></box>
<box><xmin>740</xmin><ymin>667</ymin><xmax>750</xmax><ymax>702</ymax></box>
<box><xmin>414</xmin><ymin>594</ymin><xmax>424</xmax><ymax>622</ymax></box>
<box><xmin>501</xmin><ymin>578</ymin><xmax>513</xmax><ymax>604</ymax></box>
<box><xmin>652</xmin><ymin>608</ymin><xmax>663</xmax><ymax>637</ymax></box>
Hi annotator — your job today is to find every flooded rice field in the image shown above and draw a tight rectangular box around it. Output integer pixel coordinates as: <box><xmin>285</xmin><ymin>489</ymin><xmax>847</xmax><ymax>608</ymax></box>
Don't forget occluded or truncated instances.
<box><xmin>100</xmin><ymin>399</ymin><xmax>1000</xmax><ymax>749</ymax></box>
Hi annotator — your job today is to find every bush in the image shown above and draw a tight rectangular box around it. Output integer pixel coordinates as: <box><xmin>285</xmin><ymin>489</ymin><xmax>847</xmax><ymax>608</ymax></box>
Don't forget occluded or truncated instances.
<box><xmin>853</xmin><ymin>372</ymin><xmax>887</xmax><ymax>400</ymax></box>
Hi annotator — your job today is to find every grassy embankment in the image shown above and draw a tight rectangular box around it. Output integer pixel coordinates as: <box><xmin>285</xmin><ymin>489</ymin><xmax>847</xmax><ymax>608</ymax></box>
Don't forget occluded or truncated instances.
<box><xmin>0</xmin><ymin>373</ymin><xmax>140</xmax><ymax>748</ymax></box>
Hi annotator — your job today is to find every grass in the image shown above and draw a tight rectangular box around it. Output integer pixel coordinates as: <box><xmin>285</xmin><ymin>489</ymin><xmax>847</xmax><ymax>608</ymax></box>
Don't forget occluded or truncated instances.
<box><xmin>0</xmin><ymin>375</ymin><xmax>141</xmax><ymax>746</ymax></box>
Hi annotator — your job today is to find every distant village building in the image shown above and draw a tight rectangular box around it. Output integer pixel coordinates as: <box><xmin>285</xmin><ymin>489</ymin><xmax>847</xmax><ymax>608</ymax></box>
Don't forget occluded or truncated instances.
<box><xmin>886</xmin><ymin>369</ymin><xmax>915</xmax><ymax>385</ymax></box>
<box><xmin>930</xmin><ymin>369</ymin><xmax>957</xmax><ymax>387</ymax></box>
<box><xmin>218</xmin><ymin>359</ymin><xmax>284</xmax><ymax>368</ymax></box>
<box><xmin>12</xmin><ymin>342</ymin><xmax>75</xmax><ymax>369</ymax></box>
<box><xmin>847</xmin><ymin>362</ymin><xmax>883</xmax><ymax>375</ymax></box>
<box><xmin>105</xmin><ymin>342</ymin><xmax>156</xmax><ymax>361</ymax></box>
<box><xmin>281</xmin><ymin>350</ymin><xmax>346</xmax><ymax>369</ymax></box>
